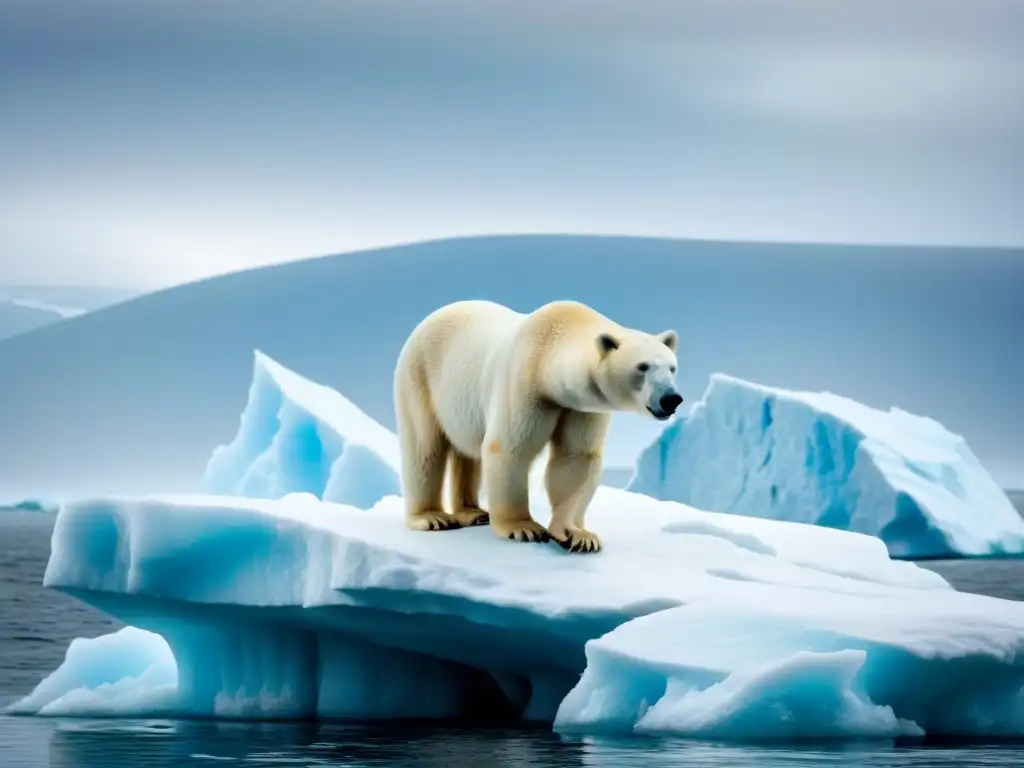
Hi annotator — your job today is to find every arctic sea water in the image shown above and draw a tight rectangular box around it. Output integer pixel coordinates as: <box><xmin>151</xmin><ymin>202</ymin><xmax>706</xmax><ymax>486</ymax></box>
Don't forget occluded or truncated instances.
<box><xmin>3</xmin><ymin>511</ymin><xmax>1024</xmax><ymax>768</ymax></box>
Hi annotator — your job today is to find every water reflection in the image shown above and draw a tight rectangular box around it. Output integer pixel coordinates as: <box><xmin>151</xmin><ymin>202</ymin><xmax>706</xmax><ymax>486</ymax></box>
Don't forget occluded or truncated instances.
<box><xmin>30</xmin><ymin>718</ymin><xmax>1024</xmax><ymax>768</ymax></box>
<box><xmin>46</xmin><ymin>719</ymin><xmax>587</xmax><ymax>768</ymax></box>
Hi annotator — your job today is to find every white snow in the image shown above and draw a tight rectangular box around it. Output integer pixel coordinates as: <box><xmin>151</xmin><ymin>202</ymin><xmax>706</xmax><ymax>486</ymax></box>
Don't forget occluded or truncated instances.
<box><xmin>11</xmin><ymin>358</ymin><xmax>1024</xmax><ymax>740</ymax></box>
<box><xmin>203</xmin><ymin>350</ymin><xmax>402</xmax><ymax>509</ymax></box>
<box><xmin>627</xmin><ymin>374</ymin><xmax>1024</xmax><ymax>559</ymax></box>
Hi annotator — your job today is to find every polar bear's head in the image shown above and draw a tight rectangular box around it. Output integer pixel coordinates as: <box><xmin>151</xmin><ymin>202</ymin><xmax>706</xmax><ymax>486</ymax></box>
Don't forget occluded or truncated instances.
<box><xmin>593</xmin><ymin>328</ymin><xmax>682</xmax><ymax>421</ymax></box>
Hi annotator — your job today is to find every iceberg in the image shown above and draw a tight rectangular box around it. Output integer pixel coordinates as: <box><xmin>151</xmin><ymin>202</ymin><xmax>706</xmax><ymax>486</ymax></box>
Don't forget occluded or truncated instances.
<box><xmin>13</xmin><ymin>358</ymin><xmax>1024</xmax><ymax>740</ymax></box>
<box><xmin>627</xmin><ymin>374</ymin><xmax>1024</xmax><ymax>559</ymax></box>
<box><xmin>203</xmin><ymin>350</ymin><xmax>402</xmax><ymax>509</ymax></box>
<box><xmin>0</xmin><ymin>498</ymin><xmax>57</xmax><ymax>513</ymax></box>
<box><xmin>6</xmin><ymin>627</ymin><xmax>177</xmax><ymax>718</ymax></box>
<box><xmin>202</xmin><ymin>349</ymin><xmax>552</xmax><ymax>512</ymax></box>
<box><xmin>555</xmin><ymin>586</ymin><xmax>1024</xmax><ymax>739</ymax></box>
<box><xmin>11</xmin><ymin>489</ymin><xmax>1024</xmax><ymax>739</ymax></box>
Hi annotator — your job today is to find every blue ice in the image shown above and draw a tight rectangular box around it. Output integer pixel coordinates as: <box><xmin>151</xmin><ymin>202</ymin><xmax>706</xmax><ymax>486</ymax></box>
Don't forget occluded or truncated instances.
<box><xmin>628</xmin><ymin>373</ymin><xmax>1024</xmax><ymax>558</ymax></box>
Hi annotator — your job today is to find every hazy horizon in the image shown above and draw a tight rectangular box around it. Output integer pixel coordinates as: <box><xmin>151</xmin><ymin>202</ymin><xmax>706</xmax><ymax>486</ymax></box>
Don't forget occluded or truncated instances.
<box><xmin>7</xmin><ymin>233</ymin><xmax>1024</xmax><ymax>294</ymax></box>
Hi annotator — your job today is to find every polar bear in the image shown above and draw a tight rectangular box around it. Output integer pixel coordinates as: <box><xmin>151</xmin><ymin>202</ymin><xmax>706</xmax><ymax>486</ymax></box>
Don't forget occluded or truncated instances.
<box><xmin>393</xmin><ymin>299</ymin><xmax>682</xmax><ymax>553</ymax></box>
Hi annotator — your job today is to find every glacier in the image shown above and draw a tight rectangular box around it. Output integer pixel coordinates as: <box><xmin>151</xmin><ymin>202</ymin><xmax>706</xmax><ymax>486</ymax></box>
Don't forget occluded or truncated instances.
<box><xmin>12</xmin><ymin>356</ymin><xmax>1024</xmax><ymax>740</ymax></box>
<box><xmin>204</xmin><ymin>350</ymin><xmax>402</xmax><ymax>509</ymax></box>
<box><xmin>627</xmin><ymin>374</ymin><xmax>1024</xmax><ymax>559</ymax></box>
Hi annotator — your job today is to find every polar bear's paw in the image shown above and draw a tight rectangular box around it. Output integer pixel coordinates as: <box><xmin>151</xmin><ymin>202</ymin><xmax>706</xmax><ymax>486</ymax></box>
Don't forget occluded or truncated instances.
<box><xmin>550</xmin><ymin>526</ymin><xmax>602</xmax><ymax>554</ymax></box>
<box><xmin>451</xmin><ymin>506</ymin><xmax>490</xmax><ymax>527</ymax></box>
<box><xmin>492</xmin><ymin>519</ymin><xmax>551</xmax><ymax>543</ymax></box>
<box><xmin>407</xmin><ymin>510</ymin><xmax>462</xmax><ymax>532</ymax></box>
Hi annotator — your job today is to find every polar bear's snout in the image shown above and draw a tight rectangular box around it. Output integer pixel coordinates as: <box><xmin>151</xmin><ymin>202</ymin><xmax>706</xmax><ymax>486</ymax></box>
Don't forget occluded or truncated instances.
<box><xmin>646</xmin><ymin>387</ymin><xmax>682</xmax><ymax>420</ymax></box>
<box><xmin>659</xmin><ymin>391</ymin><xmax>683</xmax><ymax>415</ymax></box>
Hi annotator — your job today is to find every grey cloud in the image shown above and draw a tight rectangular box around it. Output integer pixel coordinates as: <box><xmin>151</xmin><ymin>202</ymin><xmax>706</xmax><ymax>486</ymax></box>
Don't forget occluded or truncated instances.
<box><xmin>0</xmin><ymin>0</ymin><xmax>1022</xmax><ymax>285</ymax></box>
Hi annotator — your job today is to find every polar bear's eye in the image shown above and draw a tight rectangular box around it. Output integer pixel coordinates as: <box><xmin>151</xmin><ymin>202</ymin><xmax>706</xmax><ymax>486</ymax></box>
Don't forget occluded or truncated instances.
<box><xmin>670</xmin><ymin>365</ymin><xmax>676</xmax><ymax>374</ymax></box>
<box><xmin>636</xmin><ymin>363</ymin><xmax>649</xmax><ymax>373</ymax></box>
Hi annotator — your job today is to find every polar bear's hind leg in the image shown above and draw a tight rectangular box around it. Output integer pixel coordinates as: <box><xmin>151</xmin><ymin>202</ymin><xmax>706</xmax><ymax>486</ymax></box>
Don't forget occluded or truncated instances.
<box><xmin>395</xmin><ymin>361</ymin><xmax>461</xmax><ymax>532</ymax></box>
<box><xmin>448</xmin><ymin>452</ymin><xmax>490</xmax><ymax>527</ymax></box>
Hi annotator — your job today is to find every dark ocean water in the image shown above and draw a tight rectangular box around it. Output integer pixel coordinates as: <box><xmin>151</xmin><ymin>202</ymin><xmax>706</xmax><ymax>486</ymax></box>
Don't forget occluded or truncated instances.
<box><xmin>3</xmin><ymin>511</ymin><xmax>1024</xmax><ymax>768</ymax></box>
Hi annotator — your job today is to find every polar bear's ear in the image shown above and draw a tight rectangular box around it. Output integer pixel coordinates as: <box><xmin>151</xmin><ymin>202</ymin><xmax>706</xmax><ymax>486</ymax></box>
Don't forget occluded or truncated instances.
<box><xmin>597</xmin><ymin>333</ymin><xmax>620</xmax><ymax>355</ymax></box>
<box><xmin>658</xmin><ymin>330</ymin><xmax>679</xmax><ymax>352</ymax></box>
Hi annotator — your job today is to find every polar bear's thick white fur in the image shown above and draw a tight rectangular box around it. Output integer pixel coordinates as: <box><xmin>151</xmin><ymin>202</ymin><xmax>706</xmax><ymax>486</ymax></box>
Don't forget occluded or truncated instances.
<box><xmin>393</xmin><ymin>299</ymin><xmax>682</xmax><ymax>553</ymax></box>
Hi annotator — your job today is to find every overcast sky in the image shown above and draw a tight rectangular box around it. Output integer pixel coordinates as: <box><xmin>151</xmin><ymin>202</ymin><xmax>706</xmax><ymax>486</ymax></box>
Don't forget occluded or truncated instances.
<box><xmin>2</xmin><ymin>0</ymin><xmax>1022</xmax><ymax>288</ymax></box>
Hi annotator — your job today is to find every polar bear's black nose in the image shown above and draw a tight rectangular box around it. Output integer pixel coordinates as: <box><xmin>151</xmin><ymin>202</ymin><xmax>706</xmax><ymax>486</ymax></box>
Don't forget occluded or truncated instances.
<box><xmin>660</xmin><ymin>393</ymin><xmax>683</xmax><ymax>415</ymax></box>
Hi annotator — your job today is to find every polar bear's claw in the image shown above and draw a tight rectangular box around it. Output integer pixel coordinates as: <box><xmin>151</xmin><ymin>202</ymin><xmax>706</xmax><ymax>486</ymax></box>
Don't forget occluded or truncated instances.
<box><xmin>407</xmin><ymin>510</ymin><xmax>462</xmax><ymax>532</ymax></box>
<box><xmin>496</xmin><ymin>521</ymin><xmax>550</xmax><ymax>543</ymax></box>
<box><xmin>552</xmin><ymin>527</ymin><xmax>602</xmax><ymax>554</ymax></box>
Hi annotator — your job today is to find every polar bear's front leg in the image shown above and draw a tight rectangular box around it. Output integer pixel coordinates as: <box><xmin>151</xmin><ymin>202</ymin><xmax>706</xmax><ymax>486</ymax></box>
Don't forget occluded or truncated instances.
<box><xmin>545</xmin><ymin>411</ymin><xmax>611</xmax><ymax>553</ymax></box>
<box><xmin>482</xmin><ymin>398</ymin><xmax>560</xmax><ymax>543</ymax></box>
<box><xmin>483</xmin><ymin>451</ymin><xmax>549</xmax><ymax>542</ymax></box>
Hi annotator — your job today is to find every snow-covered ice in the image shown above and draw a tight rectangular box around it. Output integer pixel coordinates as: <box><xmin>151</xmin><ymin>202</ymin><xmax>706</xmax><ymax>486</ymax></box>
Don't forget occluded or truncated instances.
<box><xmin>628</xmin><ymin>374</ymin><xmax>1024</xmax><ymax>559</ymax></box>
<box><xmin>12</xmin><ymin>358</ymin><xmax>1024</xmax><ymax>740</ymax></box>
<box><xmin>204</xmin><ymin>350</ymin><xmax>402</xmax><ymax>509</ymax></box>
<box><xmin>11</xmin><ymin>488</ymin><xmax>1024</xmax><ymax>739</ymax></box>
<box><xmin>555</xmin><ymin>584</ymin><xmax>1024</xmax><ymax>739</ymax></box>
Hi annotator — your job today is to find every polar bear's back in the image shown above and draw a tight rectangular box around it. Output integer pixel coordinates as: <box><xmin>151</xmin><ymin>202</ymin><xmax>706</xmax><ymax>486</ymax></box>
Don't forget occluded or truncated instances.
<box><xmin>402</xmin><ymin>300</ymin><xmax>525</xmax><ymax>370</ymax></box>
<box><xmin>395</xmin><ymin>300</ymin><xmax>526</xmax><ymax>456</ymax></box>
